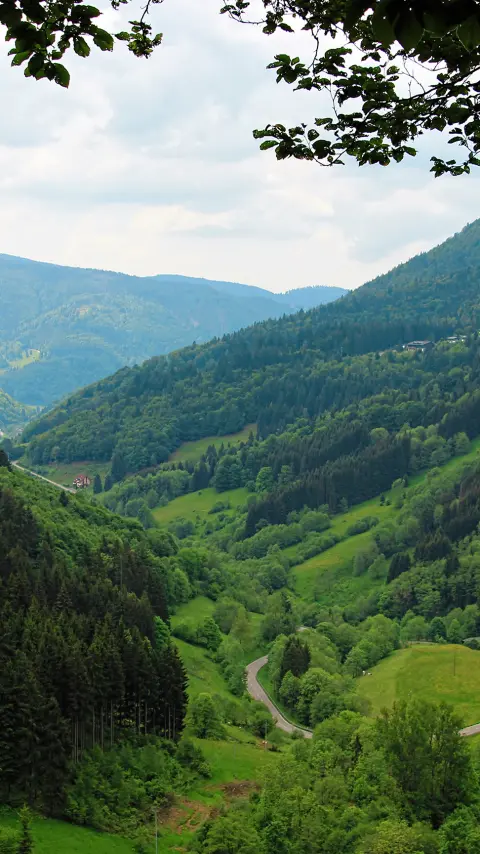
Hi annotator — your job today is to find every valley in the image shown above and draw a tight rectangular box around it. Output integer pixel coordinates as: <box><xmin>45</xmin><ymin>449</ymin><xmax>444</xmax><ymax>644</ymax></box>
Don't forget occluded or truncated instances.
<box><xmin>5</xmin><ymin>221</ymin><xmax>480</xmax><ymax>853</ymax></box>
<box><xmin>0</xmin><ymin>253</ymin><xmax>346</xmax><ymax>426</ymax></box>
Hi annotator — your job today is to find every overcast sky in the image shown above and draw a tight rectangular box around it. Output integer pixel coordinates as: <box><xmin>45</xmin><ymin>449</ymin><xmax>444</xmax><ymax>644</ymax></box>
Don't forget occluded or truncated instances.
<box><xmin>0</xmin><ymin>0</ymin><xmax>479</xmax><ymax>292</ymax></box>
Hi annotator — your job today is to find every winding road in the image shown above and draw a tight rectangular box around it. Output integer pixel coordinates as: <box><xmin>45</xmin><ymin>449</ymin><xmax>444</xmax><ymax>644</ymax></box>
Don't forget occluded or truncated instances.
<box><xmin>246</xmin><ymin>651</ymin><xmax>480</xmax><ymax>740</ymax></box>
<box><xmin>246</xmin><ymin>654</ymin><xmax>313</xmax><ymax>738</ymax></box>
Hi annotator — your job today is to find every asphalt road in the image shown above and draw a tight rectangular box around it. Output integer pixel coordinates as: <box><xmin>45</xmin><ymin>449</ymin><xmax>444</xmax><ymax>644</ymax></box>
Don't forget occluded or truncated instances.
<box><xmin>246</xmin><ymin>654</ymin><xmax>313</xmax><ymax>739</ymax></box>
<box><xmin>247</xmin><ymin>649</ymin><xmax>480</xmax><ymax>741</ymax></box>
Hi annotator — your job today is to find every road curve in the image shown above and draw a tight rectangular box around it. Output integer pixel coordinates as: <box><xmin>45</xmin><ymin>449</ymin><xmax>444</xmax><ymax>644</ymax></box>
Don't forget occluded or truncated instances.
<box><xmin>246</xmin><ymin>650</ymin><xmax>480</xmax><ymax>741</ymax></box>
<box><xmin>246</xmin><ymin>654</ymin><xmax>313</xmax><ymax>739</ymax></box>
<box><xmin>11</xmin><ymin>461</ymin><xmax>75</xmax><ymax>493</ymax></box>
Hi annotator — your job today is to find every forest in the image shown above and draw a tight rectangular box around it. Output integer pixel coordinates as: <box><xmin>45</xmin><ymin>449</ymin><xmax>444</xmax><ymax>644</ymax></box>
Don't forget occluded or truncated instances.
<box><xmin>19</xmin><ymin>218</ymin><xmax>480</xmax><ymax>473</ymax></box>
<box><xmin>5</xmin><ymin>220</ymin><xmax>480</xmax><ymax>853</ymax></box>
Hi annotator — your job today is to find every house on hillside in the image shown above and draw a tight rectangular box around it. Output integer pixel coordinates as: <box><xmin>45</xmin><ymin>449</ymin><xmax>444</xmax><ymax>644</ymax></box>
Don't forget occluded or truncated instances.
<box><xmin>404</xmin><ymin>340</ymin><xmax>434</xmax><ymax>353</ymax></box>
<box><xmin>445</xmin><ymin>335</ymin><xmax>467</xmax><ymax>344</ymax></box>
<box><xmin>73</xmin><ymin>474</ymin><xmax>91</xmax><ymax>489</ymax></box>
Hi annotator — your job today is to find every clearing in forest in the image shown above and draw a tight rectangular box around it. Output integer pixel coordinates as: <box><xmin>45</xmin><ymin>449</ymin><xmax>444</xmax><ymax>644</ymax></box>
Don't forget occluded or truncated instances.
<box><xmin>169</xmin><ymin>424</ymin><xmax>256</xmax><ymax>464</ymax></box>
<box><xmin>357</xmin><ymin>644</ymin><xmax>480</xmax><ymax>726</ymax></box>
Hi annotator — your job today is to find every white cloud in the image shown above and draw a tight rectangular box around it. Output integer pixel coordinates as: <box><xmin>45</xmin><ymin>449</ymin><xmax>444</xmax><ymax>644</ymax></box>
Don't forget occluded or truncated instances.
<box><xmin>0</xmin><ymin>0</ymin><xmax>477</xmax><ymax>291</ymax></box>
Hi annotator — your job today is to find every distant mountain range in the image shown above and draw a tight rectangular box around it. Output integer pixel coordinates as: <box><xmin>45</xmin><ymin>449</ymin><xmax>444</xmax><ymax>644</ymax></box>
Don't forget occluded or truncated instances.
<box><xmin>22</xmin><ymin>218</ymin><xmax>480</xmax><ymax>471</ymax></box>
<box><xmin>0</xmin><ymin>253</ymin><xmax>347</xmax><ymax>422</ymax></box>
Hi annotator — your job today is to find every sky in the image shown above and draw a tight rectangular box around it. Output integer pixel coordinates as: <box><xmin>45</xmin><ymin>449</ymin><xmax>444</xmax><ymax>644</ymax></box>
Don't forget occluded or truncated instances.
<box><xmin>0</xmin><ymin>0</ymin><xmax>479</xmax><ymax>293</ymax></box>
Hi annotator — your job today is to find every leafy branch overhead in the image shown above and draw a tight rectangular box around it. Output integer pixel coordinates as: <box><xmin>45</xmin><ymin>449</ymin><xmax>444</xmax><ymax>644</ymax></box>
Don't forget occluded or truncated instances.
<box><xmin>6</xmin><ymin>0</ymin><xmax>480</xmax><ymax>175</ymax></box>
<box><xmin>221</xmin><ymin>0</ymin><xmax>480</xmax><ymax>175</ymax></box>
<box><xmin>3</xmin><ymin>0</ymin><xmax>165</xmax><ymax>89</ymax></box>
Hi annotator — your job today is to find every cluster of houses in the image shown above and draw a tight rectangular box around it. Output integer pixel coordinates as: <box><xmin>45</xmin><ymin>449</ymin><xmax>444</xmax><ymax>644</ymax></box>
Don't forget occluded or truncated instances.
<box><xmin>403</xmin><ymin>334</ymin><xmax>467</xmax><ymax>353</ymax></box>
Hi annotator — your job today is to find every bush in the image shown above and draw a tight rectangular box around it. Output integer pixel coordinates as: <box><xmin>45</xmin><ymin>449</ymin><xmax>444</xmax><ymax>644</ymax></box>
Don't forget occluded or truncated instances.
<box><xmin>346</xmin><ymin>516</ymin><xmax>379</xmax><ymax>537</ymax></box>
<box><xmin>0</xmin><ymin>829</ymin><xmax>20</xmax><ymax>854</ymax></box>
<box><xmin>176</xmin><ymin>739</ymin><xmax>211</xmax><ymax>777</ymax></box>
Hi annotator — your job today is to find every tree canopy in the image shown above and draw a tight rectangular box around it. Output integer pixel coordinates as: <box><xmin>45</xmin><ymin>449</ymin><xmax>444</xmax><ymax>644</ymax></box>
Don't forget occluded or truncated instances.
<box><xmin>6</xmin><ymin>0</ymin><xmax>480</xmax><ymax>175</ymax></box>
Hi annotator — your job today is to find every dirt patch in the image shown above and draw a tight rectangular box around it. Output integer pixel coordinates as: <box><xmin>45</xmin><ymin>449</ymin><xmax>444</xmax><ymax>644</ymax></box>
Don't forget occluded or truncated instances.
<box><xmin>219</xmin><ymin>780</ymin><xmax>261</xmax><ymax>799</ymax></box>
<box><xmin>161</xmin><ymin>798</ymin><xmax>215</xmax><ymax>835</ymax></box>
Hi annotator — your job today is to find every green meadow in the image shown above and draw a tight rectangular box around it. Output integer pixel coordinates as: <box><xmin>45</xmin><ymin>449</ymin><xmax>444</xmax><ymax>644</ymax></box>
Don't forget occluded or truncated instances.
<box><xmin>357</xmin><ymin>644</ymin><xmax>480</xmax><ymax>726</ymax></box>
<box><xmin>0</xmin><ymin>809</ymin><xmax>133</xmax><ymax>854</ymax></box>
<box><xmin>152</xmin><ymin>486</ymin><xmax>249</xmax><ymax>525</ymax></box>
<box><xmin>169</xmin><ymin>424</ymin><xmax>256</xmax><ymax>464</ymax></box>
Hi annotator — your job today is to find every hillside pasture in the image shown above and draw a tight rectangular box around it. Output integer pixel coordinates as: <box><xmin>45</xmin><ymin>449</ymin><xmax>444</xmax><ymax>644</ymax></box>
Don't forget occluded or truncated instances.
<box><xmin>26</xmin><ymin>460</ymin><xmax>111</xmax><ymax>491</ymax></box>
<box><xmin>0</xmin><ymin>809</ymin><xmax>133</xmax><ymax>853</ymax></box>
<box><xmin>152</xmin><ymin>486</ymin><xmax>249</xmax><ymax>525</ymax></box>
<box><xmin>169</xmin><ymin>424</ymin><xmax>256</xmax><ymax>464</ymax></box>
<box><xmin>357</xmin><ymin>644</ymin><xmax>480</xmax><ymax>726</ymax></box>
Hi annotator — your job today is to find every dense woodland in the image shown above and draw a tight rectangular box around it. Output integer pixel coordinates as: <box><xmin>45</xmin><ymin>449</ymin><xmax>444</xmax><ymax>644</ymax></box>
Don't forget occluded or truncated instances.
<box><xmin>21</xmin><ymin>219</ymin><xmax>480</xmax><ymax>472</ymax></box>
<box><xmin>0</xmin><ymin>459</ymin><xmax>190</xmax><ymax>820</ymax></box>
<box><xmin>5</xmin><ymin>221</ymin><xmax>480</xmax><ymax>852</ymax></box>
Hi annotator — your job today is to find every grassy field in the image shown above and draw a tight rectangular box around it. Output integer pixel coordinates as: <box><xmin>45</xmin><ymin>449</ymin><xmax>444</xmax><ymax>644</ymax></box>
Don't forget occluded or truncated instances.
<box><xmin>169</xmin><ymin>425</ymin><xmax>256</xmax><ymax>464</ymax></box>
<box><xmin>27</xmin><ymin>460</ymin><xmax>111</xmax><ymax>491</ymax></box>
<box><xmin>291</xmin><ymin>439</ymin><xmax>480</xmax><ymax>607</ymax></box>
<box><xmin>357</xmin><ymin>644</ymin><xmax>480</xmax><ymax>726</ymax></box>
<box><xmin>0</xmin><ymin>809</ymin><xmax>133</xmax><ymax>853</ymax></box>
<box><xmin>152</xmin><ymin>486</ymin><xmax>249</xmax><ymax>525</ymax></box>
<box><xmin>0</xmin><ymin>348</ymin><xmax>40</xmax><ymax>375</ymax></box>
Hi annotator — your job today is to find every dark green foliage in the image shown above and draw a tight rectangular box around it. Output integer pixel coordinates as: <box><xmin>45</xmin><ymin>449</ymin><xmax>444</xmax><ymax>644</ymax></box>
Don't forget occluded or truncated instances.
<box><xmin>236</xmin><ymin>0</ymin><xmax>480</xmax><ymax>176</ymax></box>
<box><xmin>377</xmin><ymin>700</ymin><xmax>472</xmax><ymax>827</ymax></box>
<box><xmin>93</xmin><ymin>473</ymin><xmax>103</xmax><ymax>494</ymax></box>
<box><xmin>22</xmin><ymin>220</ymin><xmax>480</xmax><ymax>477</ymax></box>
<box><xmin>17</xmin><ymin>808</ymin><xmax>33</xmax><ymax>854</ymax></box>
<box><xmin>279</xmin><ymin>636</ymin><xmax>310</xmax><ymax>682</ymax></box>
<box><xmin>0</xmin><ymin>467</ymin><xmax>188</xmax><ymax>813</ymax></box>
<box><xmin>387</xmin><ymin>552</ymin><xmax>411</xmax><ymax>583</ymax></box>
<box><xmin>0</xmin><ymin>255</ymin><xmax>344</xmax><ymax>414</ymax></box>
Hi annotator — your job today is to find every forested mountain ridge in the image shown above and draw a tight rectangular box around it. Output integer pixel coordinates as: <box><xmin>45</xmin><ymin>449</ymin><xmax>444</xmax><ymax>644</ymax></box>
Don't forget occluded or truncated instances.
<box><xmin>0</xmin><ymin>251</ymin><xmax>346</xmax><ymax>412</ymax></box>
<box><xmin>21</xmin><ymin>219</ymin><xmax>480</xmax><ymax>474</ymax></box>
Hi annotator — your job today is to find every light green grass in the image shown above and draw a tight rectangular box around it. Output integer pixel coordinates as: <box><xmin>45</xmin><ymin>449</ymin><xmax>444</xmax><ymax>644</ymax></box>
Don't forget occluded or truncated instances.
<box><xmin>0</xmin><ymin>348</ymin><xmax>40</xmax><ymax>375</ymax></box>
<box><xmin>173</xmin><ymin>638</ymin><xmax>235</xmax><ymax>701</ymax></box>
<box><xmin>169</xmin><ymin>425</ymin><xmax>256</xmax><ymax>464</ymax></box>
<box><xmin>357</xmin><ymin>644</ymin><xmax>480</xmax><ymax>726</ymax></box>
<box><xmin>0</xmin><ymin>809</ymin><xmax>133</xmax><ymax>853</ymax></box>
<box><xmin>291</xmin><ymin>439</ymin><xmax>480</xmax><ymax>607</ymax></box>
<box><xmin>27</xmin><ymin>460</ymin><xmax>111</xmax><ymax>491</ymax></box>
<box><xmin>171</xmin><ymin>596</ymin><xmax>216</xmax><ymax>628</ymax></box>
<box><xmin>196</xmin><ymin>737</ymin><xmax>277</xmax><ymax>783</ymax></box>
<box><xmin>153</xmin><ymin>487</ymin><xmax>249</xmax><ymax>525</ymax></box>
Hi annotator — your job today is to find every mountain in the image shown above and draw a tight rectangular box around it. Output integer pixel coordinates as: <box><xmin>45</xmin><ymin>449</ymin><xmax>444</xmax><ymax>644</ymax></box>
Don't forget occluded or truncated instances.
<box><xmin>0</xmin><ymin>389</ymin><xmax>38</xmax><ymax>434</ymax></box>
<box><xmin>0</xmin><ymin>253</ymin><xmax>346</xmax><ymax>413</ymax></box>
<box><xmin>21</xmin><ymin>218</ymin><xmax>480</xmax><ymax>472</ymax></box>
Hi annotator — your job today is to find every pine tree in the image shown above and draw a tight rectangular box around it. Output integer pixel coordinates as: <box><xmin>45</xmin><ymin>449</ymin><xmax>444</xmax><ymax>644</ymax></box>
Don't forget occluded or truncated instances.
<box><xmin>93</xmin><ymin>473</ymin><xmax>103</xmax><ymax>494</ymax></box>
<box><xmin>111</xmin><ymin>452</ymin><xmax>127</xmax><ymax>483</ymax></box>
<box><xmin>103</xmin><ymin>473</ymin><xmax>114</xmax><ymax>492</ymax></box>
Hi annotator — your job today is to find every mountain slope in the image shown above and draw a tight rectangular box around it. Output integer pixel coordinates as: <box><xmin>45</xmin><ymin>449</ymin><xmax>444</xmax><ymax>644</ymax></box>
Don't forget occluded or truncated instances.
<box><xmin>0</xmin><ymin>253</ymin><xmax>346</xmax><ymax>409</ymax></box>
<box><xmin>21</xmin><ymin>218</ymin><xmax>480</xmax><ymax>473</ymax></box>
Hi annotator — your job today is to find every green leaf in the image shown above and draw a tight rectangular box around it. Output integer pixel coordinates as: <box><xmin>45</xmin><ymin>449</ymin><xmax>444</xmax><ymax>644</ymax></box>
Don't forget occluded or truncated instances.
<box><xmin>0</xmin><ymin>5</ymin><xmax>22</xmax><ymax>27</ymax></box>
<box><xmin>93</xmin><ymin>29</ymin><xmax>114</xmax><ymax>51</ymax></box>
<box><xmin>259</xmin><ymin>140</ymin><xmax>278</xmax><ymax>150</ymax></box>
<box><xmin>371</xmin><ymin>12</ymin><xmax>396</xmax><ymax>46</ymax></box>
<box><xmin>457</xmin><ymin>16</ymin><xmax>480</xmax><ymax>50</ymax></box>
<box><xmin>394</xmin><ymin>10</ymin><xmax>424</xmax><ymax>51</ymax></box>
<box><xmin>11</xmin><ymin>50</ymin><xmax>32</xmax><ymax>66</ymax></box>
<box><xmin>53</xmin><ymin>63</ymin><xmax>70</xmax><ymax>88</ymax></box>
<box><xmin>74</xmin><ymin>36</ymin><xmax>91</xmax><ymax>57</ymax></box>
